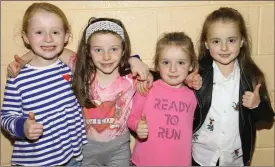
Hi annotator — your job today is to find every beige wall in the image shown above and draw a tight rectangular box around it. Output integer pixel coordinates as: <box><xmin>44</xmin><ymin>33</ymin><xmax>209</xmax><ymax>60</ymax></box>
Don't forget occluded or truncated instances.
<box><xmin>1</xmin><ymin>1</ymin><xmax>274</xmax><ymax>166</ymax></box>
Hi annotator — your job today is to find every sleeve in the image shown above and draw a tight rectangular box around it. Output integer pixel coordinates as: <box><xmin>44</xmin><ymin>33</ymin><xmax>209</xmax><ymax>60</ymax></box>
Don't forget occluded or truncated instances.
<box><xmin>1</xmin><ymin>78</ymin><xmax>27</xmax><ymax>138</ymax></box>
<box><xmin>127</xmin><ymin>92</ymin><xmax>147</xmax><ymax>131</ymax></box>
<box><xmin>250</xmin><ymin>97</ymin><xmax>274</xmax><ymax>122</ymax></box>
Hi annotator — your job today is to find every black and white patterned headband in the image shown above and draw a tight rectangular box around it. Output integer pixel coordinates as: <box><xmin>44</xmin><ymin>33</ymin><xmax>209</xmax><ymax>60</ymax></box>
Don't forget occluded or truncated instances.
<box><xmin>85</xmin><ymin>21</ymin><xmax>125</xmax><ymax>43</ymax></box>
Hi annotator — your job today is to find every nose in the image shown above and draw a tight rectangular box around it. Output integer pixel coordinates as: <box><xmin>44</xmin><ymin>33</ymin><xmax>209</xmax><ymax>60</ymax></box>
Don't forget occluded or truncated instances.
<box><xmin>221</xmin><ymin>42</ymin><xmax>228</xmax><ymax>51</ymax></box>
<box><xmin>44</xmin><ymin>33</ymin><xmax>53</xmax><ymax>43</ymax></box>
<box><xmin>103</xmin><ymin>52</ymin><xmax>111</xmax><ymax>61</ymax></box>
<box><xmin>169</xmin><ymin>63</ymin><xmax>177</xmax><ymax>72</ymax></box>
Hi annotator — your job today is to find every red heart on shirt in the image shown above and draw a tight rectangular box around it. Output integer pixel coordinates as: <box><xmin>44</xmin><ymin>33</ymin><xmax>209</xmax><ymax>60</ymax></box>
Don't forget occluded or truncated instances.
<box><xmin>84</xmin><ymin>101</ymin><xmax>115</xmax><ymax>133</ymax></box>
<box><xmin>63</xmin><ymin>74</ymin><xmax>70</xmax><ymax>81</ymax></box>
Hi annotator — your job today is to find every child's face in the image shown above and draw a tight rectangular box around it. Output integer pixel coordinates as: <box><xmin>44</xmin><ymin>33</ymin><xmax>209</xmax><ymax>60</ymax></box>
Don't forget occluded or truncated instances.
<box><xmin>158</xmin><ymin>46</ymin><xmax>192</xmax><ymax>88</ymax></box>
<box><xmin>205</xmin><ymin>21</ymin><xmax>243</xmax><ymax>68</ymax></box>
<box><xmin>89</xmin><ymin>33</ymin><xmax>123</xmax><ymax>76</ymax></box>
<box><xmin>23</xmin><ymin>10</ymin><xmax>69</xmax><ymax>64</ymax></box>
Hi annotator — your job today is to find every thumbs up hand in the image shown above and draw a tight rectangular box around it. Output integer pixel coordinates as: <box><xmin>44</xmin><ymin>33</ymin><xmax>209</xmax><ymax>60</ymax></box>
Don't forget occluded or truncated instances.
<box><xmin>24</xmin><ymin>112</ymin><xmax>43</xmax><ymax>140</ymax></box>
<box><xmin>242</xmin><ymin>84</ymin><xmax>261</xmax><ymax>109</ymax></box>
<box><xmin>136</xmin><ymin>113</ymin><xmax>148</xmax><ymax>139</ymax></box>
<box><xmin>184</xmin><ymin>69</ymin><xmax>202</xmax><ymax>90</ymax></box>
<box><xmin>29</xmin><ymin>112</ymin><xmax>35</xmax><ymax>120</ymax></box>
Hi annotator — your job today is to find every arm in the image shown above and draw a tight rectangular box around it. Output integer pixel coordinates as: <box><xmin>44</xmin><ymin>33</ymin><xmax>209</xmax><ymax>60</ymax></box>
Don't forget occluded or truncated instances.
<box><xmin>242</xmin><ymin>84</ymin><xmax>274</xmax><ymax>122</ymax></box>
<box><xmin>127</xmin><ymin>92</ymin><xmax>147</xmax><ymax>131</ymax></box>
<box><xmin>7</xmin><ymin>48</ymin><xmax>76</xmax><ymax>77</ymax></box>
<box><xmin>1</xmin><ymin>78</ymin><xmax>26</xmax><ymax>138</ymax></box>
<box><xmin>16</xmin><ymin>51</ymin><xmax>34</xmax><ymax>63</ymax></box>
<box><xmin>7</xmin><ymin>52</ymin><xmax>34</xmax><ymax>78</ymax></box>
<box><xmin>1</xmin><ymin>78</ymin><xmax>43</xmax><ymax>140</ymax></box>
<box><xmin>59</xmin><ymin>48</ymin><xmax>76</xmax><ymax>69</ymax></box>
<box><xmin>250</xmin><ymin>97</ymin><xmax>274</xmax><ymax>122</ymax></box>
<box><xmin>128</xmin><ymin>55</ymin><xmax>149</xmax><ymax>81</ymax></box>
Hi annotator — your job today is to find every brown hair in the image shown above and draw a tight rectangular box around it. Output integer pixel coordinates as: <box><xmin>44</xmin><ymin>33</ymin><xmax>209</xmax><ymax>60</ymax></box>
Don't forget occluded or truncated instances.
<box><xmin>153</xmin><ymin>32</ymin><xmax>197</xmax><ymax>71</ymax></box>
<box><xmin>72</xmin><ymin>17</ymin><xmax>131</xmax><ymax>107</ymax></box>
<box><xmin>22</xmin><ymin>2</ymin><xmax>71</xmax><ymax>49</ymax></box>
<box><xmin>198</xmin><ymin>7</ymin><xmax>271</xmax><ymax>103</ymax></box>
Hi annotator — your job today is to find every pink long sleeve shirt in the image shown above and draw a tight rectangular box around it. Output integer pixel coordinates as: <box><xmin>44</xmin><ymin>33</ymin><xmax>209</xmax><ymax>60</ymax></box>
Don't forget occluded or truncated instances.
<box><xmin>128</xmin><ymin>80</ymin><xmax>197</xmax><ymax>166</ymax></box>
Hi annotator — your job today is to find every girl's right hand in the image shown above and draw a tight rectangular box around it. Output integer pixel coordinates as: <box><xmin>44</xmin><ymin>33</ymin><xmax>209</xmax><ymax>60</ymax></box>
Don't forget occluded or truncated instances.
<box><xmin>136</xmin><ymin>114</ymin><xmax>148</xmax><ymax>139</ymax></box>
<box><xmin>24</xmin><ymin>112</ymin><xmax>43</xmax><ymax>140</ymax></box>
<box><xmin>7</xmin><ymin>55</ymin><xmax>29</xmax><ymax>78</ymax></box>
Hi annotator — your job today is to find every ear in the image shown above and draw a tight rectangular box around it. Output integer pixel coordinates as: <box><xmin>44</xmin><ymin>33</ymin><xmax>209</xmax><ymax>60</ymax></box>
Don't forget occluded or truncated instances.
<box><xmin>204</xmin><ymin>41</ymin><xmax>209</xmax><ymax>49</ymax></box>
<box><xmin>240</xmin><ymin>37</ymin><xmax>244</xmax><ymax>48</ymax></box>
<box><xmin>22</xmin><ymin>32</ymin><xmax>30</xmax><ymax>44</ymax></box>
<box><xmin>64</xmin><ymin>32</ymin><xmax>69</xmax><ymax>44</ymax></box>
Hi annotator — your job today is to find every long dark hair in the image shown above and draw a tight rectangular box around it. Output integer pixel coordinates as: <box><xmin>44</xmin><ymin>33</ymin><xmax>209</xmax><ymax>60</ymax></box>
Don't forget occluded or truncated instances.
<box><xmin>198</xmin><ymin>7</ymin><xmax>271</xmax><ymax>103</ymax></box>
<box><xmin>72</xmin><ymin>17</ymin><xmax>131</xmax><ymax>108</ymax></box>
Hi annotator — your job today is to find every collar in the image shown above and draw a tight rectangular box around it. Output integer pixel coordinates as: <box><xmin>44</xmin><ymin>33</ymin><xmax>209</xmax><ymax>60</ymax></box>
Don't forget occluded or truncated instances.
<box><xmin>213</xmin><ymin>60</ymin><xmax>240</xmax><ymax>82</ymax></box>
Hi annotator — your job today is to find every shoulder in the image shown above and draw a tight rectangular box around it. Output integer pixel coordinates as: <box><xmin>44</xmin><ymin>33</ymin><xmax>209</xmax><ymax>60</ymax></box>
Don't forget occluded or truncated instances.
<box><xmin>5</xmin><ymin>67</ymin><xmax>33</xmax><ymax>89</ymax></box>
<box><xmin>183</xmin><ymin>86</ymin><xmax>197</xmax><ymax>98</ymax></box>
<box><xmin>198</xmin><ymin>56</ymin><xmax>213</xmax><ymax>74</ymax></box>
<box><xmin>152</xmin><ymin>79</ymin><xmax>162</xmax><ymax>86</ymax></box>
<box><xmin>180</xmin><ymin>88</ymin><xmax>197</xmax><ymax>110</ymax></box>
<box><xmin>11</xmin><ymin>66</ymin><xmax>33</xmax><ymax>80</ymax></box>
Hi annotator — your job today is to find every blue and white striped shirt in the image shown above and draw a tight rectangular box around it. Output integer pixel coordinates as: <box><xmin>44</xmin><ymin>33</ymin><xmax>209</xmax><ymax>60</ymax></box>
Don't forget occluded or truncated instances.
<box><xmin>1</xmin><ymin>60</ymin><xmax>87</xmax><ymax>166</ymax></box>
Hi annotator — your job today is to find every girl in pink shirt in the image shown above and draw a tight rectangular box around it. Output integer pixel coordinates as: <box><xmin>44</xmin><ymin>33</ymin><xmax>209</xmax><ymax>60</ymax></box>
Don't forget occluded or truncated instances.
<box><xmin>70</xmin><ymin>17</ymin><xmax>138</xmax><ymax>166</ymax></box>
<box><xmin>128</xmin><ymin>32</ymin><xmax>198</xmax><ymax>166</ymax></box>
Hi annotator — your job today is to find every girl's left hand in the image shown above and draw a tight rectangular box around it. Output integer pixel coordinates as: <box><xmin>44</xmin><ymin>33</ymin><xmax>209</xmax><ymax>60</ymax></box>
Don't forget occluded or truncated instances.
<box><xmin>129</xmin><ymin>57</ymin><xmax>149</xmax><ymax>81</ymax></box>
<box><xmin>136</xmin><ymin>73</ymin><xmax>153</xmax><ymax>96</ymax></box>
<box><xmin>184</xmin><ymin>69</ymin><xmax>202</xmax><ymax>90</ymax></box>
<box><xmin>242</xmin><ymin>84</ymin><xmax>261</xmax><ymax>109</ymax></box>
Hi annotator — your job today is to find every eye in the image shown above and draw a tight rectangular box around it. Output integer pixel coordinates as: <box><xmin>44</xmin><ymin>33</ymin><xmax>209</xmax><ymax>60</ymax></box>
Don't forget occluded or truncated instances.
<box><xmin>94</xmin><ymin>48</ymin><xmax>103</xmax><ymax>53</ymax></box>
<box><xmin>178</xmin><ymin>61</ymin><xmax>186</xmax><ymax>65</ymax></box>
<box><xmin>229</xmin><ymin>39</ymin><xmax>236</xmax><ymax>43</ymax></box>
<box><xmin>35</xmin><ymin>31</ymin><xmax>42</xmax><ymax>35</ymax></box>
<box><xmin>111</xmin><ymin>47</ymin><xmax>118</xmax><ymax>52</ymax></box>
<box><xmin>53</xmin><ymin>31</ymin><xmax>60</xmax><ymax>35</ymax></box>
<box><xmin>162</xmin><ymin>60</ymin><xmax>169</xmax><ymax>65</ymax></box>
<box><xmin>212</xmin><ymin>40</ymin><xmax>219</xmax><ymax>44</ymax></box>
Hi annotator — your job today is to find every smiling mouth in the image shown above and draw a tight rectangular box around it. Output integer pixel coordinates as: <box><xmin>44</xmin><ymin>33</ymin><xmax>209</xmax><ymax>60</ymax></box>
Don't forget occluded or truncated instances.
<box><xmin>168</xmin><ymin>75</ymin><xmax>178</xmax><ymax>79</ymax></box>
<box><xmin>219</xmin><ymin>54</ymin><xmax>230</xmax><ymax>57</ymax></box>
<box><xmin>41</xmin><ymin>46</ymin><xmax>56</xmax><ymax>51</ymax></box>
<box><xmin>101</xmin><ymin>63</ymin><xmax>114</xmax><ymax>67</ymax></box>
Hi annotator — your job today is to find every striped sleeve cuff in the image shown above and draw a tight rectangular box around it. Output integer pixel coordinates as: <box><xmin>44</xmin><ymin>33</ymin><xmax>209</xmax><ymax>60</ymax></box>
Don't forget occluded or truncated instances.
<box><xmin>15</xmin><ymin>117</ymin><xmax>27</xmax><ymax>138</ymax></box>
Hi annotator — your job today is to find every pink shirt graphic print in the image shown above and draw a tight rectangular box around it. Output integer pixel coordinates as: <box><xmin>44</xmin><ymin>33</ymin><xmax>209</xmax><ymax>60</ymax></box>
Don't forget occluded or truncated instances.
<box><xmin>83</xmin><ymin>74</ymin><xmax>136</xmax><ymax>142</ymax></box>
